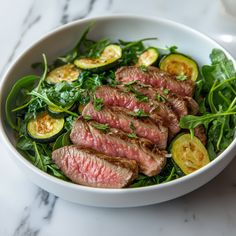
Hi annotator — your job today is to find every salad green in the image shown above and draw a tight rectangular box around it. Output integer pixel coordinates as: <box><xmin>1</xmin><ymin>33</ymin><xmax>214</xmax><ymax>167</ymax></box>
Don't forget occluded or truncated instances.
<box><xmin>5</xmin><ymin>26</ymin><xmax>236</xmax><ymax>187</ymax></box>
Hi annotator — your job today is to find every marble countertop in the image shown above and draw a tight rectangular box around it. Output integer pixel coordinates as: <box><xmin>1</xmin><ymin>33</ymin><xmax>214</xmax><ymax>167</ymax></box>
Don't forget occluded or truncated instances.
<box><xmin>1</xmin><ymin>0</ymin><xmax>236</xmax><ymax>235</ymax></box>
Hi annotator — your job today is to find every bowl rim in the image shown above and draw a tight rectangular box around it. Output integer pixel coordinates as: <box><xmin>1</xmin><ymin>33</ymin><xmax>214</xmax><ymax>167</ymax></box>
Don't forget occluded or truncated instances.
<box><xmin>1</xmin><ymin>14</ymin><xmax>236</xmax><ymax>194</ymax></box>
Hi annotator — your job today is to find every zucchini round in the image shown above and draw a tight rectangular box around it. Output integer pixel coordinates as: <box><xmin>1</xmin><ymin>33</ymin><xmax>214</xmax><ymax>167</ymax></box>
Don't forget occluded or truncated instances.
<box><xmin>45</xmin><ymin>64</ymin><xmax>80</xmax><ymax>84</ymax></box>
<box><xmin>27</xmin><ymin>112</ymin><xmax>64</xmax><ymax>142</ymax></box>
<box><xmin>74</xmin><ymin>44</ymin><xmax>122</xmax><ymax>70</ymax></box>
<box><xmin>136</xmin><ymin>47</ymin><xmax>159</xmax><ymax>67</ymax></box>
<box><xmin>171</xmin><ymin>134</ymin><xmax>209</xmax><ymax>175</ymax></box>
<box><xmin>47</xmin><ymin>104</ymin><xmax>74</xmax><ymax>118</ymax></box>
<box><xmin>160</xmin><ymin>53</ymin><xmax>199</xmax><ymax>81</ymax></box>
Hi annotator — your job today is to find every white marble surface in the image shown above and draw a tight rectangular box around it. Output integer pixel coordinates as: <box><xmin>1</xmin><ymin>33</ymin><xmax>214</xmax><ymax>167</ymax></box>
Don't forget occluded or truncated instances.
<box><xmin>0</xmin><ymin>0</ymin><xmax>236</xmax><ymax>235</ymax></box>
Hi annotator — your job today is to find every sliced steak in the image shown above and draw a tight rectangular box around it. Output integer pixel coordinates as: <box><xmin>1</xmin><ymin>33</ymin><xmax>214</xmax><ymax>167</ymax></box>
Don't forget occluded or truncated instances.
<box><xmin>183</xmin><ymin>96</ymin><xmax>199</xmax><ymax>115</ymax></box>
<box><xmin>194</xmin><ymin>126</ymin><xmax>207</xmax><ymax>145</ymax></box>
<box><xmin>95</xmin><ymin>86</ymin><xmax>180</xmax><ymax>135</ymax></box>
<box><xmin>52</xmin><ymin>146</ymin><xmax>138</xmax><ymax>188</ymax></box>
<box><xmin>70</xmin><ymin>118</ymin><xmax>167</xmax><ymax>176</ymax></box>
<box><xmin>118</xmin><ymin>83</ymin><xmax>199</xmax><ymax>118</ymax></box>
<box><xmin>115</xmin><ymin>66</ymin><xmax>195</xmax><ymax>97</ymax></box>
<box><xmin>82</xmin><ymin>102</ymin><xmax>168</xmax><ymax>149</ymax></box>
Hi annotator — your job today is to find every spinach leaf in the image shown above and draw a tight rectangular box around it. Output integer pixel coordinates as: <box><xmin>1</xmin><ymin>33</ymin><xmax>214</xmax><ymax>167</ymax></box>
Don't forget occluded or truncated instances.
<box><xmin>53</xmin><ymin>130</ymin><xmax>71</xmax><ymax>151</ymax></box>
<box><xmin>53</xmin><ymin>134</ymin><xmax>65</xmax><ymax>151</ymax></box>
<box><xmin>16</xmin><ymin>136</ymin><xmax>34</xmax><ymax>150</ymax></box>
<box><xmin>5</xmin><ymin>75</ymin><xmax>39</xmax><ymax>130</ymax></box>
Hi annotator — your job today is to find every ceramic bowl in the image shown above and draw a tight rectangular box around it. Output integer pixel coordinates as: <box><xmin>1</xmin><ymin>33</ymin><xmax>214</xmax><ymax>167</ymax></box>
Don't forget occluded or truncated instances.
<box><xmin>1</xmin><ymin>15</ymin><xmax>236</xmax><ymax>207</ymax></box>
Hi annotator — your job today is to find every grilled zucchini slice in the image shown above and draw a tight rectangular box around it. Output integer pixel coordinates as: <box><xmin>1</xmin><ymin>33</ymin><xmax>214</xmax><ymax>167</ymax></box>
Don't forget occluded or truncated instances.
<box><xmin>27</xmin><ymin>112</ymin><xmax>64</xmax><ymax>142</ymax></box>
<box><xmin>160</xmin><ymin>53</ymin><xmax>199</xmax><ymax>81</ymax></box>
<box><xmin>136</xmin><ymin>47</ymin><xmax>159</xmax><ymax>67</ymax></box>
<box><xmin>171</xmin><ymin>134</ymin><xmax>209</xmax><ymax>175</ymax></box>
<box><xmin>74</xmin><ymin>44</ymin><xmax>122</xmax><ymax>70</ymax></box>
<box><xmin>45</xmin><ymin>64</ymin><xmax>80</xmax><ymax>84</ymax></box>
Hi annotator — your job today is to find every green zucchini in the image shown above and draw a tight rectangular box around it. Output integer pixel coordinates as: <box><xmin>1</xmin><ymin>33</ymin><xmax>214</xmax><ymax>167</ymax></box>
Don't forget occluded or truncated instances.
<box><xmin>136</xmin><ymin>47</ymin><xmax>159</xmax><ymax>67</ymax></box>
<box><xmin>27</xmin><ymin>112</ymin><xmax>64</xmax><ymax>143</ymax></box>
<box><xmin>47</xmin><ymin>104</ymin><xmax>74</xmax><ymax>118</ymax></box>
<box><xmin>160</xmin><ymin>53</ymin><xmax>199</xmax><ymax>81</ymax></box>
<box><xmin>45</xmin><ymin>64</ymin><xmax>80</xmax><ymax>84</ymax></box>
<box><xmin>74</xmin><ymin>44</ymin><xmax>122</xmax><ymax>70</ymax></box>
<box><xmin>171</xmin><ymin>134</ymin><xmax>210</xmax><ymax>175</ymax></box>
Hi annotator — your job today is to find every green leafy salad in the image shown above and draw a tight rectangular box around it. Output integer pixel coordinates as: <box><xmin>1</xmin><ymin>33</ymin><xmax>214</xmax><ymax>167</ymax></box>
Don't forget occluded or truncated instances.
<box><xmin>5</xmin><ymin>25</ymin><xmax>236</xmax><ymax>187</ymax></box>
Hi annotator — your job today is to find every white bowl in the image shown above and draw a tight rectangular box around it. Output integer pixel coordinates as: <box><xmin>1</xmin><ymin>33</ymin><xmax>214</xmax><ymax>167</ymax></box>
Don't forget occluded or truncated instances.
<box><xmin>1</xmin><ymin>15</ymin><xmax>236</xmax><ymax>208</ymax></box>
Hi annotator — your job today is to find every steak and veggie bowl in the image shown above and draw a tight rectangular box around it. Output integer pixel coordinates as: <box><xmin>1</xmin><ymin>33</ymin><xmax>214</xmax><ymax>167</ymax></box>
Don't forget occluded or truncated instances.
<box><xmin>4</xmin><ymin>24</ymin><xmax>236</xmax><ymax>189</ymax></box>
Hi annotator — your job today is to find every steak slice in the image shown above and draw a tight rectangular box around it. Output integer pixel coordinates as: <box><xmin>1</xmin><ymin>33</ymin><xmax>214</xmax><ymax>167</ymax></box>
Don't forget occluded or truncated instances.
<box><xmin>52</xmin><ymin>146</ymin><xmax>138</xmax><ymax>188</ymax></box>
<box><xmin>118</xmin><ymin>83</ymin><xmax>199</xmax><ymax>118</ymax></box>
<box><xmin>95</xmin><ymin>85</ymin><xmax>180</xmax><ymax>135</ymax></box>
<box><xmin>82</xmin><ymin>102</ymin><xmax>168</xmax><ymax>149</ymax></box>
<box><xmin>194</xmin><ymin>126</ymin><xmax>207</xmax><ymax>145</ymax></box>
<box><xmin>70</xmin><ymin>118</ymin><xmax>167</xmax><ymax>176</ymax></box>
<box><xmin>115</xmin><ymin>66</ymin><xmax>195</xmax><ymax>97</ymax></box>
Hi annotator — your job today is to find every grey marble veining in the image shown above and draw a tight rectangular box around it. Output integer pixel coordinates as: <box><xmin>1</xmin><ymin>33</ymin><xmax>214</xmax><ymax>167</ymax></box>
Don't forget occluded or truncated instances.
<box><xmin>13</xmin><ymin>189</ymin><xmax>57</xmax><ymax>236</ymax></box>
<box><xmin>0</xmin><ymin>0</ymin><xmax>236</xmax><ymax>235</ymax></box>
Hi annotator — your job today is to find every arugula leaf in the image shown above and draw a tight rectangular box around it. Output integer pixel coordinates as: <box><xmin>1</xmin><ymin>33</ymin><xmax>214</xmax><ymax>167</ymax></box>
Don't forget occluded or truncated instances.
<box><xmin>182</xmin><ymin>48</ymin><xmax>236</xmax><ymax>157</ymax></box>
<box><xmin>32</xmin><ymin>141</ymin><xmax>46</xmax><ymax>171</ymax></box>
<box><xmin>84</xmin><ymin>38</ymin><xmax>111</xmax><ymax>58</ymax></box>
<box><xmin>29</xmin><ymin>90</ymin><xmax>78</xmax><ymax>117</ymax></box>
<box><xmin>35</xmin><ymin>54</ymin><xmax>48</xmax><ymax>92</ymax></box>
<box><xmin>180</xmin><ymin>111</ymin><xmax>236</xmax><ymax>130</ymax></box>
<box><xmin>56</xmin><ymin>23</ymin><xmax>94</xmax><ymax>63</ymax></box>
